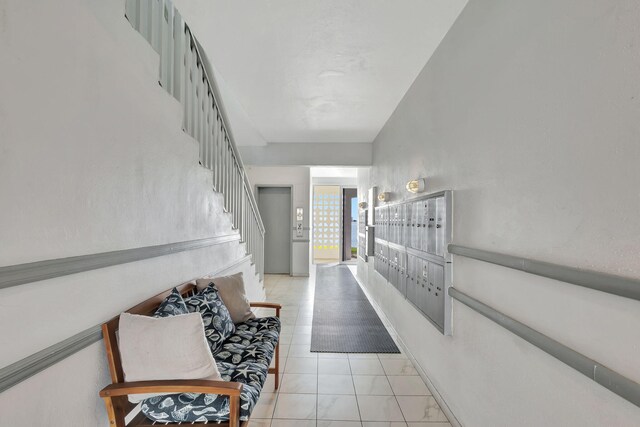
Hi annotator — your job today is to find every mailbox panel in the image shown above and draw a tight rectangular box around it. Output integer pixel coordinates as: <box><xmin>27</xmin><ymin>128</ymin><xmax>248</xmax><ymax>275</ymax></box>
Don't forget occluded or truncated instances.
<box><xmin>369</xmin><ymin>190</ymin><xmax>452</xmax><ymax>335</ymax></box>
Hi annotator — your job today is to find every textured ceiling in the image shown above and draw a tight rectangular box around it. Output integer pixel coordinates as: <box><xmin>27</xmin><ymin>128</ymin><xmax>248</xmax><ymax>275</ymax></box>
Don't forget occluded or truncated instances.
<box><xmin>174</xmin><ymin>0</ymin><xmax>467</xmax><ymax>145</ymax></box>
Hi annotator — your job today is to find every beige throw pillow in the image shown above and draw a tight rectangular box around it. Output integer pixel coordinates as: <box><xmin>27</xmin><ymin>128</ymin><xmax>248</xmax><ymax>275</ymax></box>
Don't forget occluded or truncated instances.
<box><xmin>118</xmin><ymin>312</ymin><xmax>222</xmax><ymax>403</ymax></box>
<box><xmin>196</xmin><ymin>272</ymin><xmax>255</xmax><ymax>324</ymax></box>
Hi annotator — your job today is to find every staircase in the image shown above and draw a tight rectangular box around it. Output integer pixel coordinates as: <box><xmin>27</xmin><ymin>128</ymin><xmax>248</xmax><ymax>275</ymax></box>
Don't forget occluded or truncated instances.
<box><xmin>123</xmin><ymin>0</ymin><xmax>265</xmax><ymax>279</ymax></box>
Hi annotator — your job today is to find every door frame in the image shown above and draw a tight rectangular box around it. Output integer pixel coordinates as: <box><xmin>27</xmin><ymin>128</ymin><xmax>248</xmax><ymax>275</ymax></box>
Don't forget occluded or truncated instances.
<box><xmin>310</xmin><ymin>184</ymin><xmax>357</xmax><ymax>265</ymax></box>
<box><xmin>340</xmin><ymin>186</ymin><xmax>358</xmax><ymax>265</ymax></box>
<box><xmin>255</xmin><ymin>185</ymin><xmax>293</xmax><ymax>276</ymax></box>
<box><xmin>342</xmin><ymin>187</ymin><xmax>358</xmax><ymax>263</ymax></box>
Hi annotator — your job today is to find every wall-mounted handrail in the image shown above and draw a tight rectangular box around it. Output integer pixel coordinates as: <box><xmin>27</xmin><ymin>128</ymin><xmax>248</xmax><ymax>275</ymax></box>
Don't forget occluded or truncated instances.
<box><xmin>124</xmin><ymin>0</ymin><xmax>265</xmax><ymax>278</ymax></box>
<box><xmin>448</xmin><ymin>244</ymin><xmax>640</xmax><ymax>301</ymax></box>
<box><xmin>0</xmin><ymin>234</ymin><xmax>240</xmax><ymax>290</ymax></box>
<box><xmin>448</xmin><ymin>287</ymin><xmax>640</xmax><ymax>408</ymax></box>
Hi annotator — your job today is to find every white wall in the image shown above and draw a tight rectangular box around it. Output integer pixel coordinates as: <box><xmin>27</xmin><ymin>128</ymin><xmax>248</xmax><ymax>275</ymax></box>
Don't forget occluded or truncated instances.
<box><xmin>239</xmin><ymin>142</ymin><xmax>372</xmax><ymax>166</ymax></box>
<box><xmin>361</xmin><ymin>0</ymin><xmax>640</xmax><ymax>426</ymax></box>
<box><xmin>0</xmin><ymin>0</ymin><xmax>264</xmax><ymax>425</ymax></box>
<box><xmin>246</xmin><ymin>166</ymin><xmax>311</xmax><ymax>276</ymax></box>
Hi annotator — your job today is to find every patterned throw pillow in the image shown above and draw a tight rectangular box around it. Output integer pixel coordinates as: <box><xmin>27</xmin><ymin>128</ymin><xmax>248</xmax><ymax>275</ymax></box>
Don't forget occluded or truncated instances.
<box><xmin>154</xmin><ymin>288</ymin><xmax>188</xmax><ymax>318</ymax></box>
<box><xmin>185</xmin><ymin>285</ymin><xmax>236</xmax><ymax>354</ymax></box>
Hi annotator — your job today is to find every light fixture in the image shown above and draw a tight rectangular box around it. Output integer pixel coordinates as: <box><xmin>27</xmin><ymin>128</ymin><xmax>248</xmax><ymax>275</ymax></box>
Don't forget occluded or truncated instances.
<box><xmin>406</xmin><ymin>178</ymin><xmax>426</xmax><ymax>194</ymax></box>
<box><xmin>377</xmin><ymin>192</ymin><xmax>390</xmax><ymax>202</ymax></box>
<box><xmin>358</xmin><ymin>201</ymin><xmax>367</xmax><ymax>209</ymax></box>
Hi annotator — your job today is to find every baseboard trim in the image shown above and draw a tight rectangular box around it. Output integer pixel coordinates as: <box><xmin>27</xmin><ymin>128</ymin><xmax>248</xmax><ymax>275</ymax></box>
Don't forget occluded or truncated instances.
<box><xmin>349</xmin><ymin>266</ymin><xmax>462</xmax><ymax>427</ymax></box>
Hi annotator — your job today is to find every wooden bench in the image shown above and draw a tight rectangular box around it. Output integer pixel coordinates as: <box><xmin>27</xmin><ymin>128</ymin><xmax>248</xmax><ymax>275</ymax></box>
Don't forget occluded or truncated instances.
<box><xmin>99</xmin><ymin>282</ymin><xmax>281</xmax><ymax>427</ymax></box>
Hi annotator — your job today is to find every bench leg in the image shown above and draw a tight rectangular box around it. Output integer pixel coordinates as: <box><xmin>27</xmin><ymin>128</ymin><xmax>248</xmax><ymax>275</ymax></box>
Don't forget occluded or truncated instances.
<box><xmin>229</xmin><ymin>394</ymin><xmax>240</xmax><ymax>427</ymax></box>
<box><xmin>102</xmin><ymin>396</ymin><xmax>127</xmax><ymax>427</ymax></box>
<box><xmin>274</xmin><ymin>340</ymin><xmax>280</xmax><ymax>390</ymax></box>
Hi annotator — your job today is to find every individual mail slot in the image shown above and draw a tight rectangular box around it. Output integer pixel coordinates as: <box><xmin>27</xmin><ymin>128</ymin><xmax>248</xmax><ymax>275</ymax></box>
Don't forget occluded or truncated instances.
<box><xmin>391</xmin><ymin>206</ymin><xmax>398</xmax><ymax>244</ymax></box>
<box><xmin>390</xmin><ymin>207</ymin><xmax>396</xmax><ymax>243</ymax></box>
<box><xmin>385</xmin><ymin>207</ymin><xmax>390</xmax><ymax>241</ymax></box>
<box><xmin>404</xmin><ymin>202</ymin><xmax>412</xmax><ymax>247</ymax></box>
<box><xmin>426</xmin><ymin>198</ymin><xmax>437</xmax><ymax>254</ymax></box>
<box><xmin>382</xmin><ymin>207</ymin><xmax>389</xmax><ymax>241</ymax></box>
<box><xmin>406</xmin><ymin>255</ymin><xmax>418</xmax><ymax>305</ymax></box>
<box><xmin>398</xmin><ymin>251</ymin><xmax>407</xmax><ymax>296</ymax></box>
<box><xmin>412</xmin><ymin>201</ymin><xmax>422</xmax><ymax>249</ymax></box>
<box><xmin>428</xmin><ymin>262</ymin><xmax>445</xmax><ymax>329</ymax></box>
<box><xmin>373</xmin><ymin>243</ymin><xmax>378</xmax><ymax>273</ymax></box>
<box><xmin>381</xmin><ymin>245</ymin><xmax>389</xmax><ymax>280</ymax></box>
<box><xmin>389</xmin><ymin>251</ymin><xmax>398</xmax><ymax>288</ymax></box>
<box><xmin>435</xmin><ymin>196</ymin><xmax>446</xmax><ymax>256</ymax></box>
<box><xmin>419</xmin><ymin>200</ymin><xmax>429</xmax><ymax>252</ymax></box>
<box><xmin>396</xmin><ymin>206</ymin><xmax>402</xmax><ymax>244</ymax></box>
<box><xmin>389</xmin><ymin>206</ymin><xmax>398</xmax><ymax>243</ymax></box>
<box><xmin>417</xmin><ymin>259</ymin><xmax>430</xmax><ymax>315</ymax></box>
<box><xmin>391</xmin><ymin>251</ymin><xmax>399</xmax><ymax>290</ymax></box>
<box><xmin>399</xmin><ymin>204</ymin><xmax>405</xmax><ymax>245</ymax></box>
<box><xmin>389</xmin><ymin>206</ymin><xmax>394</xmax><ymax>242</ymax></box>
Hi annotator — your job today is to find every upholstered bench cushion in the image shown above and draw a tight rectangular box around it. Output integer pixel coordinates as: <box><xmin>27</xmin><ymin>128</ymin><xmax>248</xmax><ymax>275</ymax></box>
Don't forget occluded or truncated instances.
<box><xmin>140</xmin><ymin>316</ymin><xmax>281</xmax><ymax>423</ymax></box>
<box><xmin>224</xmin><ymin>316</ymin><xmax>281</xmax><ymax>347</ymax></box>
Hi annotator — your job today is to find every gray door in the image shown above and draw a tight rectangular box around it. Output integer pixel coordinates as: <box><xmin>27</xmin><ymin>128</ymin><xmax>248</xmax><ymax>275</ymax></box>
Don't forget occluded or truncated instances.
<box><xmin>258</xmin><ymin>187</ymin><xmax>291</xmax><ymax>274</ymax></box>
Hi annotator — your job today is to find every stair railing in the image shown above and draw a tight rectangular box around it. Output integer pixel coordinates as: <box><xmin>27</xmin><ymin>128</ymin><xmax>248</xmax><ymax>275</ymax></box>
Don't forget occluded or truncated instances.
<box><xmin>123</xmin><ymin>0</ymin><xmax>265</xmax><ymax>280</ymax></box>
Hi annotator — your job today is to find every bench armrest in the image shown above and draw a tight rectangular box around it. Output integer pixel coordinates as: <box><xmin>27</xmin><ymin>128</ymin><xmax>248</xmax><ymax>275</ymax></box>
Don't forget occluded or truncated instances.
<box><xmin>250</xmin><ymin>302</ymin><xmax>281</xmax><ymax>317</ymax></box>
<box><xmin>99</xmin><ymin>379</ymin><xmax>243</xmax><ymax>398</ymax></box>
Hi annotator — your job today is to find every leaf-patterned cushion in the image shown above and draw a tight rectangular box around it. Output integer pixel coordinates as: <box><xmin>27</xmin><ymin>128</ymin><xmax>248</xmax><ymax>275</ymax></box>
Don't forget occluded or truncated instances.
<box><xmin>139</xmin><ymin>316</ymin><xmax>281</xmax><ymax>423</ymax></box>
<box><xmin>185</xmin><ymin>285</ymin><xmax>235</xmax><ymax>354</ymax></box>
<box><xmin>229</xmin><ymin>316</ymin><xmax>281</xmax><ymax>346</ymax></box>
<box><xmin>154</xmin><ymin>288</ymin><xmax>188</xmax><ymax>318</ymax></box>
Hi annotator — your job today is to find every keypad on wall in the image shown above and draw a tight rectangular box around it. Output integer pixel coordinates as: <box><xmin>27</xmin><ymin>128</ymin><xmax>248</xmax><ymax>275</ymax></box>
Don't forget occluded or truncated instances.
<box><xmin>373</xmin><ymin>191</ymin><xmax>452</xmax><ymax>335</ymax></box>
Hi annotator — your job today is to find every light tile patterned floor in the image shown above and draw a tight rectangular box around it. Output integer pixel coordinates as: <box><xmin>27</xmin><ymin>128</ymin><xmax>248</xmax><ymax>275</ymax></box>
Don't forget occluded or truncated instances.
<box><xmin>251</xmin><ymin>268</ymin><xmax>452</xmax><ymax>427</ymax></box>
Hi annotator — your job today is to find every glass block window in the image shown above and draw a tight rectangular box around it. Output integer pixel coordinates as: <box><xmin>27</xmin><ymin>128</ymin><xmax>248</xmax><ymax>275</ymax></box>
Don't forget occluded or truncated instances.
<box><xmin>313</xmin><ymin>185</ymin><xmax>341</xmax><ymax>263</ymax></box>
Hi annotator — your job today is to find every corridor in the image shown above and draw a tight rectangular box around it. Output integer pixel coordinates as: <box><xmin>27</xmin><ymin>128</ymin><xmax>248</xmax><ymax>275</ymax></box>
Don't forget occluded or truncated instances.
<box><xmin>251</xmin><ymin>269</ymin><xmax>451</xmax><ymax>426</ymax></box>
<box><xmin>1</xmin><ymin>0</ymin><xmax>639</xmax><ymax>425</ymax></box>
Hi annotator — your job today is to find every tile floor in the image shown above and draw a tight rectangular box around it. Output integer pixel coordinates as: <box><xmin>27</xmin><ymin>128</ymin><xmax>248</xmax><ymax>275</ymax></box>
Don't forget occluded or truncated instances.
<box><xmin>251</xmin><ymin>268</ymin><xmax>452</xmax><ymax>427</ymax></box>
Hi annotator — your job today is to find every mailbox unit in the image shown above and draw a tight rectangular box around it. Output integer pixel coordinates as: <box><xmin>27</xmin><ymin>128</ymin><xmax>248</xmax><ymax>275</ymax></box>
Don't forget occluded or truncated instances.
<box><xmin>373</xmin><ymin>190</ymin><xmax>453</xmax><ymax>335</ymax></box>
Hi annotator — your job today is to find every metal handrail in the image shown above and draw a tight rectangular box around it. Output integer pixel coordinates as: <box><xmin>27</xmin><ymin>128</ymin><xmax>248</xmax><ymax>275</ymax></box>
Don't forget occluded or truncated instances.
<box><xmin>191</xmin><ymin>36</ymin><xmax>264</xmax><ymax>234</ymax></box>
<box><xmin>448</xmin><ymin>244</ymin><xmax>640</xmax><ymax>302</ymax></box>
<box><xmin>448</xmin><ymin>287</ymin><xmax>640</xmax><ymax>408</ymax></box>
<box><xmin>185</xmin><ymin>27</ymin><xmax>266</xmax><ymax>234</ymax></box>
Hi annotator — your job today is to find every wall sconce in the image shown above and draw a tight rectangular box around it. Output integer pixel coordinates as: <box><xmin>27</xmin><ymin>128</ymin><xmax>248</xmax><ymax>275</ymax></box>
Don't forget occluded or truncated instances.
<box><xmin>406</xmin><ymin>178</ymin><xmax>426</xmax><ymax>194</ymax></box>
<box><xmin>358</xmin><ymin>201</ymin><xmax>368</xmax><ymax>210</ymax></box>
<box><xmin>377</xmin><ymin>192</ymin><xmax>391</xmax><ymax>203</ymax></box>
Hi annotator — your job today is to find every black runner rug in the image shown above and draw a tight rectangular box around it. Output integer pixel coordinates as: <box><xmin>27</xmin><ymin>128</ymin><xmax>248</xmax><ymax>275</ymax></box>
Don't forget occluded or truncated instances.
<box><xmin>310</xmin><ymin>265</ymin><xmax>400</xmax><ymax>353</ymax></box>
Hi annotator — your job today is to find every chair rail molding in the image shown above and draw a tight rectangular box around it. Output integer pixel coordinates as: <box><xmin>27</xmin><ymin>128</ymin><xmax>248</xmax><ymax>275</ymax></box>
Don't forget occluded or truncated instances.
<box><xmin>0</xmin><ymin>254</ymin><xmax>253</xmax><ymax>394</ymax></box>
<box><xmin>0</xmin><ymin>234</ymin><xmax>241</xmax><ymax>290</ymax></box>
